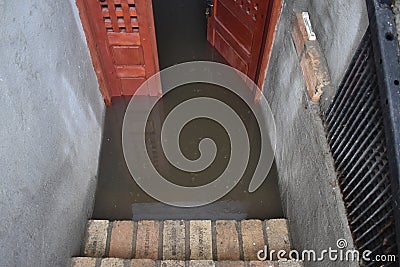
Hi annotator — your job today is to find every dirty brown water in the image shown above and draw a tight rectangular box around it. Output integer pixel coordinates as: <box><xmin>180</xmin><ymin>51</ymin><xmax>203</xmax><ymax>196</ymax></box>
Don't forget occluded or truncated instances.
<box><xmin>92</xmin><ymin>0</ymin><xmax>283</xmax><ymax>220</ymax></box>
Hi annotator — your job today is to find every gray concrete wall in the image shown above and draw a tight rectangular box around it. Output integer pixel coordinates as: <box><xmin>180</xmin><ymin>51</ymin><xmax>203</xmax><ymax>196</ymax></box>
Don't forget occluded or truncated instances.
<box><xmin>263</xmin><ymin>1</ymin><xmax>368</xmax><ymax>266</ymax></box>
<box><xmin>394</xmin><ymin>0</ymin><xmax>400</xmax><ymax>50</ymax></box>
<box><xmin>0</xmin><ymin>1</ymin><xmax>104</xmax><ymax>266</ymax></box>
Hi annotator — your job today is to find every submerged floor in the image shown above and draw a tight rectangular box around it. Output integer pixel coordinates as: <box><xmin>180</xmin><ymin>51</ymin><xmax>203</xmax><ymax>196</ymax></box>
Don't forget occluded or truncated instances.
<box><xmin>92</xmin><ymin>0</ymin><xmax>283</xmax><ymax>220</ymax></box>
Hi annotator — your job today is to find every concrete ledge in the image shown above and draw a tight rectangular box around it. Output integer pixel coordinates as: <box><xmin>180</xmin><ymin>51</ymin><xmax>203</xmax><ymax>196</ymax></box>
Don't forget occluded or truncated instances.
<box><xmin>262</xmin><ymin>1</ymin><xmax>366</xmax><ymax>267</ymax></box>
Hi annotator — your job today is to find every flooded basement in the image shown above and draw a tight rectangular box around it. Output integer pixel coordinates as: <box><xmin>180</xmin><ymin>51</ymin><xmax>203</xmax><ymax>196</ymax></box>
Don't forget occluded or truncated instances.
<box><xmin>92</xmin><ymin>0</ymin><xmax>283</xmax><ymax>220</ymax></box>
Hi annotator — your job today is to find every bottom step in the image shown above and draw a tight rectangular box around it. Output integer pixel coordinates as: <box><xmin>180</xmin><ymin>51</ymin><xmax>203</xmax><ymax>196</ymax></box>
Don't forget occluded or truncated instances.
<box><xmin>70</xmin><ymin>258</ymin><xmax>304</xmax><ymax>267</ymax></box>
<box><xmin>82</xmin><ymin>219</ymin><xmax>291</xmax><ymax>261</ymax></box>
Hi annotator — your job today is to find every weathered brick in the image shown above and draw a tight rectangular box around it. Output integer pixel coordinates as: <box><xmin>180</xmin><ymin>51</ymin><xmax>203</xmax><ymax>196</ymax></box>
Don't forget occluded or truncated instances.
<box><xmin>241</xmin><ymin>220</ymin><xmax>265</xmax><ymax>261</ymax></box>
<box><xmin>189</xmin><ymin>220</ymin><xmax>213</xmax><ymax>260</ymax></box>
<box><xmin>101</xmin><ymin>258</ymin><xmax>125</xmax><ymax>267</ymax></box>
<box><xmin>189</xmin><ymin>260</ymin><xmax>215</xmax><ymax>267</ymax></box>
<box><xmin>216</xmin><ymin>261</ymin><xmax>244</xmax><ymax>267</ymax></box>
<box><xmin>250</xmin><ymin>261</ymin><xmax>275</xmax><ymax>267</ymax></box>
<box><xmin>278</xmin><ymin>261</ymin><xmax>304</xmax><ymax>267</ymax></box>
<box><xmin>300</xmin><ymin>53</ymin><xmax>319</xmax><ymax>101</ymax></box>
<box><xmin>109</xmin><ymin>221</ymin><xmax>134</xmax><ymax>258</ymax></box>
<box><xmin>160</xmin><ymin>260</ymin><xmax>185</xmax><ymax>267</ymax></box>
<box><xmin>130</xmin><ymin>259</ymin><xmax>157</xmax><ymax>267</ymax></box>
<box><xmin>266</xmin><ymin>219</ymin><xmax>291</xmax><ymax>261</ymax></box>
<box><xmin>135</xmin><ymin>220</ymin><xmax>160</xmax><ymax>260</ymax></box>
<box><xmin>70</xmin><ymin>257</ymin><xmax>97</xmax><ymax>267</ymax></box>
<box><xmin>301</xmin><ymin>43</ymin><xmax>330</xmax><ymax>102</ymax></box>
<box><xmin>215</xmin><ymin>220</ymin><xmax>240</xmax><ymax>261</ymax></box>
<box><xmin>291</xmin><ymin>13</ymin><xmax>310</xmax><ymax>57</ymax></box>
<box><xmin>84</xmin><ymin>220</ymin><xmax>109</xmax><ymax>257</ymax></box>
<box><xmin>163</xmin><ymin>220</ymin><xmax>186</xmax><ymax>260</ymax></box>
<box><xmin>291</xmin><ymin>12</ymin><xmax>330</xmax><ymax>102</ymax></box>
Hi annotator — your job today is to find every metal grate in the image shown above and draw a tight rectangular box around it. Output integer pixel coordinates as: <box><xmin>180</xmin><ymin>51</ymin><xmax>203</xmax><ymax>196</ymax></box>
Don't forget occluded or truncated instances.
<box><xmin>325</xmin><ymin>30</ymin><xmax>398</xmax><ymax>266</ymax></box>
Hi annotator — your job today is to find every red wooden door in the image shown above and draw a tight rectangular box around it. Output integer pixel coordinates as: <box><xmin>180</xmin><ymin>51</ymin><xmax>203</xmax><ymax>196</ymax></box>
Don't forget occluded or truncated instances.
<box><xmin>207</xmin><ymin>0</ymin><xmax>272</xmax><ymax>82</ymax></box>
<box><xmin>77</xmin><ymin>0</ymin><xmax>160</xmax><ymax>105</ymax></box>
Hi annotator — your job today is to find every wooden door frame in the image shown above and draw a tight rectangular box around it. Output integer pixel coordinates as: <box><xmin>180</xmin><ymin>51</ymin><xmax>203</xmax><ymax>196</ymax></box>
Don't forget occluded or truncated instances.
<box><xmin>76</xmin><ymin>0</ymin><xmax>113</xmax><ymax>105</ymax></box>
<box><xmin>255</xmin><ymin>0</ymin><xmax>283</xmax><ymax>91</ymax></box>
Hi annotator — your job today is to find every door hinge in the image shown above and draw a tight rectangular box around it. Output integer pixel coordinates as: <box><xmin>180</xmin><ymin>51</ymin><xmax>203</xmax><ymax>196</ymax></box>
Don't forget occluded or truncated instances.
<box><xmin>205</xmin><ymin>0</ymin><xmax>213</xmax><ymax>17</ymax></box>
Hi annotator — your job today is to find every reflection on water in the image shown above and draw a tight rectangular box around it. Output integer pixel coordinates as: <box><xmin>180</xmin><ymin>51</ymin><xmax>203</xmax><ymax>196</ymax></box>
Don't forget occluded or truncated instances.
<box><xmin>93</xmin><ymin>83</ymin><xmax>283</xmax><ymax>220</ymax></box>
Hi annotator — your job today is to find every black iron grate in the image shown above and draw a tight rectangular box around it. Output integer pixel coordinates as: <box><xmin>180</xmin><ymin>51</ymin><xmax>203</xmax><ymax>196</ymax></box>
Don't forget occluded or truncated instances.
<box><xmin>325</xmin><ymin>30</ymin><xmax>398</xmax><ymax>266</ymax></box>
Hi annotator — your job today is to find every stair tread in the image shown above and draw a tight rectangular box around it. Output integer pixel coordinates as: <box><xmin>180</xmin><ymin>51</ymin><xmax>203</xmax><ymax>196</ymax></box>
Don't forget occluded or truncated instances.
<box><xmin>80</xmin><ymin>219</ymin><xmax>291</xmax><ymax>262</ymax></box>
<box><xmin>70</xmin><ymin>257</ymin><xmax>304</xmax><ymax>267</ymax></box>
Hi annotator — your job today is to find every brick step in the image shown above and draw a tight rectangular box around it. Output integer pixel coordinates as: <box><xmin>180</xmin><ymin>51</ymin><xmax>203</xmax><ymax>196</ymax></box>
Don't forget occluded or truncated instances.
<box><xmin>82</xmin><ymin>219</ymin><xmax>291</xmax><ymax>261</ymax></box>
<box><xmin>70</xmin><ymin>257</ymin><xmax>304</xmax><ymax>267</ymax></box>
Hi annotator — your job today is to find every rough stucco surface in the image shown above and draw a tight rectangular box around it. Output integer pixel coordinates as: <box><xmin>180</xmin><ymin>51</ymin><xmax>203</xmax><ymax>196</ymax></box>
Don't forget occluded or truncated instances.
<box><xmin>394</xmin><ymin>0</ymin><xmax>400</xmax><ymax>50</ymax></box>
<box><xmin>306</xmin><ymin>1</ymin><xmax>368</xmax><ymax>91</ymax></box>
<box><xmin>263</xmin><ymin>1</ymin><xmax>368</xmax><ymax>266</ymax></box>
<box><xmin>0</xmin><ymin>1</ymin><xmax>104</xmax><ymax>267</ymax></box>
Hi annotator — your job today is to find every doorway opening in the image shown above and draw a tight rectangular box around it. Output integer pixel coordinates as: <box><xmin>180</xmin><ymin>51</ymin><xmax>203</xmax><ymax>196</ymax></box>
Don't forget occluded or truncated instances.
<box><xmin>152</xmin><ymin>0</ymin><xmax>226</xmax><ymax>69</ymax></box>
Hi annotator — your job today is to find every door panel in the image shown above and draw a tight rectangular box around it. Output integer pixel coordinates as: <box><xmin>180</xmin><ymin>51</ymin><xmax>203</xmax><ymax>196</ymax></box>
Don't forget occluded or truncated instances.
<box><xmin>207</xmin><ymin>0</ymin><xmax>272</xmax><ymax>81</ymax></box>
<box><xmin>214</xmin><ymin>32</ymin><xmax>248</xmax><ymax>74</ymax></box>
<box><xmin>76</xmin><ymin>0</ymin><xmax>160</xmax><ymax>105</ymax></box>
<box><xmin>217</xmin><ymin>3</ymin><xmax>252</xmax><ymax>52</ymax></box>
<box><xmin>111</xmin><ymin>46</ymin><xmax>144</xmax><ymax>65</ymax></box>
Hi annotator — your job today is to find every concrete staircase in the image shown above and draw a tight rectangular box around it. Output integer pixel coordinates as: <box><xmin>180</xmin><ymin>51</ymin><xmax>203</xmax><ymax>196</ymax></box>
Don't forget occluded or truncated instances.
<box><xmin>69</xmin><ymin>219</ymin><xmax>303</xmax><ymax>267</ymax></box>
